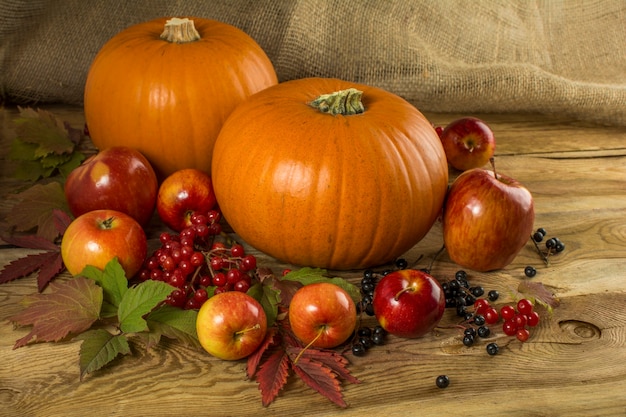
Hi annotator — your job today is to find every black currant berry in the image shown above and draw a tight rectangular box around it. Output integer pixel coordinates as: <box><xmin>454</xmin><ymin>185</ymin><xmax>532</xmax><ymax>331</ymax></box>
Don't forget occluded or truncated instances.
<box><xmin>555</xmin><ymin>241</ymin><xmax>565</xmax><ymax>253</ymax></box>
<box><xmin>536</xmin><ymin>227</ymin><xmax>547</xmax><ymax>237</ymax></box>
<box><xmin>464</xmin><ymin>327</ymin><xmax>476</xmax><ymax>337</ymax></box>
<box><xmin>473</xmin><ymin>314</ymin><xmax>486</xmax><ymax>326</ymax></box>
<box><xmin>436</xmin><ymin>375</ymin><xmax>450</xmax><ymax>389</ymax></box>
<box><xmin>488</xmin><ymin>289</ymin><xmax>500</xmax><ymax>301</ymax></box>
<box><xmin>463</xmin><ymin>333</ymin><xmax>475</xmax><ymax>347</ymax></box>
<box><xmin>477</xmin><ymin>325</ymin><xmax>491</xmax><ymax>338</ymax></box>
<box><xmin>352</xmin><ymin>343</ymin><xmax>366</xmax><ymax>356</ymax></box>
<box><xmin>525</xmin><ymin>265</ymin><xmax>537</xmax><ymax>278</ymax></box>
<box><xmin>532</xmin><ymin>231</ymin><xmax>544</xmax><ymax>242</ymax></box>
<box><xmin>395</xmin><ymin>258</ymin><xmax>408</xmax><ymax>270</ymax></box>
<box><xmin>546</xmin><ymin>238</ymin><xmax>557</xmax><ymax>249</ymax></box>
<box><xmin>455</xmin><ymin>270</ymin><xmax>467</xmax><ymax>281</ymax></box>
<box><xmin>486</xmin><ymin>342</ymin><xmax>499</xmax><ymax>356</ymax></box>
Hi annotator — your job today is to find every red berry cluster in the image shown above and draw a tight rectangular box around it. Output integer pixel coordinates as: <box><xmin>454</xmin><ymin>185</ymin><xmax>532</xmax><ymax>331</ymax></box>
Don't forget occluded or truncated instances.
<box><xmin>474</xmin><ymin>298</ymin><xmax>540</xmax><ymax>342</ymax></box>
<box><xmin>137</xmin><ymin>210</ymin><xmax>257</xmax><ymax>310</ymax></box>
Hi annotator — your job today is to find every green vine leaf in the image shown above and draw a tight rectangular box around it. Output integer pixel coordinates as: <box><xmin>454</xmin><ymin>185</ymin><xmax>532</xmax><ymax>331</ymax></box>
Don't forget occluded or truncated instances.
<box><xmin>77</xmin><ymin>329</ymin><xmax>131</xmax><ymax>381</ymax></box>
<box><xmin>117</xmin><ymin>281</ymin><xmax>175</xmax><ymax>333</ymax></box>
<box><xmin>145</xmin><ymin>304</ymin><xmax>200</xmax><ymax>349</ymax></box>
<box><xmin>282</xmin><ymin>267</ymin><xmax>361</xmax><ymax>305</ymax></box>
<box><xmin>80</xmin><ymin>258</ymin><xmax>129</xmax><ymax>318</ymax></box>
<box><xmin>248</xmin><ymin>281</ymin><xmax>281</xmax><ymax>328</ymax></box>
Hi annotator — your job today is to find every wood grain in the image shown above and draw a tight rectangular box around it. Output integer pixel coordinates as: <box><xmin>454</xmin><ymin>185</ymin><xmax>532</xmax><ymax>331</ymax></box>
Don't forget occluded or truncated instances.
<box><xmin>1</xmin><ymin>106</ymin><xmax>625</xmax><ymax>417</ymax></box>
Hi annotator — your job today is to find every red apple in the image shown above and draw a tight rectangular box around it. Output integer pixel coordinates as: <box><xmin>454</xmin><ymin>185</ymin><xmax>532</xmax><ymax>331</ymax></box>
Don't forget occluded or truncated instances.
<box><xmin>196</xmin><ymin>291</ymin><xmax>267</xmax><ymax>360</ymax></box>
<box><xmin>288</xmin><ymin>282</ymin><xmax>357</xmax><ymax>349</ymax></box>
<box><xmin>64</xmin><ymin>146</ymin><xmax>158</xmax><ymax>226</ymax></box>
<box><xmin>439</xmin><ymin>117</ymin><xmax>496</xmax><ymax>171</ymax></box>
<box><xmin>442</xmin><ymin>168</ymin><xmax>535</xmax><ymax>271</ymax></box>
<box><xmin>156</xmin><ymin>168</ymin><xmax>217</xmax><ymax>232</ymax></box>
<box><xmin>373</xmin><ymin>269</ymin><xmax>445</xmax><ymax>339</ymax></box>
<box><xmin>61</xmin><ymin>209</ymin><xmax>147</xmax><ymax>278</ymax></box>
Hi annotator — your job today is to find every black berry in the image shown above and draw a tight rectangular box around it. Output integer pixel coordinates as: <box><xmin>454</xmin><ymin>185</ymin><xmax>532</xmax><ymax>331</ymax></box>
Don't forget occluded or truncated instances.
<box><xmin>488</xmin><ymin>290</ymin><xmax>500</xmax><ymax>301</ymax></box>
<box><xmin>524</xmin><ymin>265</ymin><xmax>537</xmax><ymax>278</ymax></box>
<box><xmin>486</xmin><ymin>342</ymin><xmax>499</xmax><ymax>356</ymax></box>
<box><xmin>436</xmin><ymin>375</ymin><xmax>450</xmax><ymax>388</ymax></box>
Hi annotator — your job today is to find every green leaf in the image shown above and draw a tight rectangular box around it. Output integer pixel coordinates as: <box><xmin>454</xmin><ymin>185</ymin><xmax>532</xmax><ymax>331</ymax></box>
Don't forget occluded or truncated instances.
<box><xmin>9</xmin><ymin>138</ymin><xmax>37</xmax><ymax>161</ymax></box>
<box><xmin>118</xmin><ymin>281</ymin><xmax>175</xmax><ymax>333</ymax></box>
<box><xmin>13</xmin><ymin>107</ymin><xmax>75</xmax><ymax>157</ymax></box>
<box><xmin>282</xmin><ymin>267</ymin><xmax>361</xmax><ymax>305</ymax></box>
<box><xmin>145</xmin><ymin>305</ymin><xmax>200</xmax><ymax>349</ymax></box>
<box><xmin>77</xmin><ymin>329</ymin><xmax>131</xmax><ymax>380</ymax></box>
<box><xmin>248</xmin><ymin>282</ymin><xmax>281</xmax><ymax>328</ymax></box>
<box><xmin>80</xmin><ymin>258</ymin><xmax>129</xmax><ymax>318</ymax></box>
<box><xmin>56</xmin><ymin>150</ymin><xmax>85</xmax><ymax>178</ymax></box>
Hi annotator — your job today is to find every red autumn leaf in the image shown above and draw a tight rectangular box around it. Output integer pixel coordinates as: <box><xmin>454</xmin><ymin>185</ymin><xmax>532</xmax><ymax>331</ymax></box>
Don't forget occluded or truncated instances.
<box><xmin>292</xmin><ymin>356</ymin><xmax>347</xmax><ymax>408</ymax></box>
<box><xmin>0</xmin><ymin>232</ymin><xmax>59</xmax><ymax>251</ymax></box>
<box><xmin>0</xmin><ymin>250</ymin><xmax>64</xmax><ymax>291</ymax></box>
<box><xmin>52</xmin><ymin>208</ymin><xmax>72</xmax><ymax>235</ymax></box>
<box><xmin>286</xmin><ymin>346</ymin><xmax>361</xmax><ymax>385</ymax></box>
<box><xmin>9</xmin><ymin>276</ymin><xmax>103</xmax><ymax>348</ymax></box>
<box><xmin>255</xmin><ymin>348</ymin><xmax>291</xmax><ymax>407</ymax></box>
<box><xmin>247</xmin><ymin>327</ymin><xmax>279</xmax><ymax>378</ymax></box>
<box><xmin>516</xmin><ymin>281</ymin><xmax>561</xmax><ymax>311</ymax></box>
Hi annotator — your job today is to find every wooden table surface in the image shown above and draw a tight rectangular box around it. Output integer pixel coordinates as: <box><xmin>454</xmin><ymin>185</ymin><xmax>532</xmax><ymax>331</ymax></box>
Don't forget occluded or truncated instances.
<box><xmin>1</xmin><ymin>105</ymin><xmax>625</xmax><ymax>417</ymax></box>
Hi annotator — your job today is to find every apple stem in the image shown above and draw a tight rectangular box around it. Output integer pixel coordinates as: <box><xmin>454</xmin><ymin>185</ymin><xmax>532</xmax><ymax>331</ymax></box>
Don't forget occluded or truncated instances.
<box><xmin>234</xmin><ymin>323</ymin><xmax>261</xmax><ymax>338</ymax></box>
<box><xmin>489</xmin><ymin>157</ymin><xmax>498</xmax><ymax>179</ymax></box>
<box><xmin>394</xmin><ymin>286</ymin><xmax>414</xmax><ymax>301</ymax></box>
<box><xmin>292</xmin><ymin>327</ymin><xmax>325</xmax><ymax>365</ymax></box>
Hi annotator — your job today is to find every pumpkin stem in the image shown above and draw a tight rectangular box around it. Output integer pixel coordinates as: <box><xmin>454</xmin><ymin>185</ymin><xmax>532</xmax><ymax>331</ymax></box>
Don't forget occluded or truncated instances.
<box><xmin>160</xmin><ymin>17</ymin><xmax>201</xmax><ymax>43</ymax></box>
<box><xmin>309</xmin><ymin>88</ymin><xmax>365</xmax><ymax>116</ymax></box>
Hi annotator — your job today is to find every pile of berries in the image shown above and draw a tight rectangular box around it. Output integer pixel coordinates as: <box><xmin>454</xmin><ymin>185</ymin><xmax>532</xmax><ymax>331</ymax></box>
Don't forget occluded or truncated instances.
<box><xmin>137</xmin><ymin>210</ymin><xmax>258</xmax><ymax>310</ymax></box>
<box><xmin>474</xmin><ymin>297</ymin><xmax>540</xmax><ymax>343</ymax></box>
<box><xmin>442</xmin><ymin>270</ymin><xmax>500</xmax><ymax>320</ymax></box>
<box><xmin>351</xmin><ymin>325</ymin><xmax>387</xmax><ymax>356</ymax></box>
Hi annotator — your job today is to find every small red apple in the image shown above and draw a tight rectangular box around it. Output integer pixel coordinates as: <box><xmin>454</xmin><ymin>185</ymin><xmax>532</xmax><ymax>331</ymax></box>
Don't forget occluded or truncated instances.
<box><xmin>439</xmin><ymin>117</ymin><xmax>496</xmax><ymax>171</ymax></box>
<box><xmin>442</xmin><ymin>167</ymin><xmax>535</xmax><ymax>271</ymax></box>
<box><xmin>196</xmin><ymin>291</ymin><xmax>267</xmax><ymax>360</ymax></box>
<box><xmin>373</xmin><ymin>269</ymin><xmax>445</xmax><ymax>339</ymax></box>
<box><xmin>61</xmin><ymin>209</ymin><xmax>147</xmax><ymax>278</ymax></box>
<box><xmin>64</xmin><ymin>146</ymin><xmax>158</xmax><ymax>226</ymax></box>
<box><xmin>156</xmin><ymin>168</ymin><xmax>218</xmax><ymax>232</ymax></box>
<box><xmin>288</xmin><ymin>282</ymin><xmax>357</xmax><ymax>349</ymax></box>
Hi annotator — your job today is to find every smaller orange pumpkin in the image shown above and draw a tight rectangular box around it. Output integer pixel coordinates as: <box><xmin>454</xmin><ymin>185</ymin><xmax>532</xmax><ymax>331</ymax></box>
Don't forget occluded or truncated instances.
<box><xmin>212</xmin><ymin>78</ymin><xmax>449</xmax><ymax>270</ymax></box>
<box><xmin>84</xmin><ymin>17</ymin><xmax>278</xmax><ymax>179</ymax></box>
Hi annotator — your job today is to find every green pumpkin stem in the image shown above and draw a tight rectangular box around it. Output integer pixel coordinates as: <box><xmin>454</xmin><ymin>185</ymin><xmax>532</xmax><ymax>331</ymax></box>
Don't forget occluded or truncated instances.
<box><xmin>309</xmin><ymin>88</ymin><xmax>365</xmax><ymax>116</ymax></box>
<box><xmin>160</xmin><ymin>17</ymin><xmax>201</xmax><ymax>43</ymax></box>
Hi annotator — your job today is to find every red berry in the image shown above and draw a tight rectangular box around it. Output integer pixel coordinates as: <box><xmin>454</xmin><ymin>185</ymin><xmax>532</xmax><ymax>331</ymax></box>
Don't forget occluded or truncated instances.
<box><xmin>231</xmin><ymin>244</ymin><xmax>245</xmax><ymax>258</ymax></box>
<box><xmin>513</xmin><ymin>313</ymin><xmax>528</xmax><ymax>329</ymax></box>
<box><xmin>473</xmin><ymin>298</ymin><xmax>490</xmax><ymax>315</ymax></box>
<box><xmin>503</xmin><ymin>319</ymin><xmax>517</xmax><ymax>336</ymax></box>
<box><xmin>226</xmin><ymin>268</ymin><xmax>243</xmax><ymax>285</ymax></box>
<box><xmin>484</xmin><ymin>307</ymin><xmax>500</xmax><ymax>324</ymax></box>
<box><xmin>240</xmin><ymin>254</ymin><xmax>257</xmax><ymax>272</ymax></box>
<box><xmin>190</xmin><ymin>251</ymin><xmax>205</xmax><ymax>267</ymax></box>
<box><xmin>516</xmin><ymin>328</ymin><xmax>530</xmax><ymax>342</ymax></box>
<box><xmin>500</xmin><ymin>305</ymin><xmax>516</xmax><ymax>321</ymax></box>
<box><xmin>234</xmin><ymin>280</ymin><xmax>251</xmax><ymax>293</ymax></box>
<box><xmin>527</xmin><ymin>311</ymin><xmax>540</xmax><ymax>327</ymax></box>
<box><xmin>212</xmin><ymin>272</ymin><xmax>227</xmax><ymax>287</ymax></box>
<box><xmin>517</xmin><ymin>299</ymin><xmax>534</xmax><ymax>316</ymax></box>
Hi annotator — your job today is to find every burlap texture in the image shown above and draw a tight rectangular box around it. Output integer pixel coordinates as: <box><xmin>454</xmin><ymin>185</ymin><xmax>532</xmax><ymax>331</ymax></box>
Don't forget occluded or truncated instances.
<box><xmin>1</xmin><ymin>0</ymin><xmax>624</xmax><ymax>126</ymax></box>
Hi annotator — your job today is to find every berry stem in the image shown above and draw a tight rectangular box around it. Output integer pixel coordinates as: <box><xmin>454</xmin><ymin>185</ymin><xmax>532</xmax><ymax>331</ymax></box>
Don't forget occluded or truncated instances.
<box><xmin>530</xmin><ymin>235</ymin><xmax>551</xmax><ymax>266</ymax></box>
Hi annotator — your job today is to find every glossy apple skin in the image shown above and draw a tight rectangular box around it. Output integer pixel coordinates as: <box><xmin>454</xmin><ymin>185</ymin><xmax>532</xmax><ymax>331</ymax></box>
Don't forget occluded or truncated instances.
<box><xmin>64</xmin><ymin>146</ymin><xmax>158</xmax><ymax>226</ymax></box>
<box><xmin>61</xmin><ymin>209</ymin><xmax>147</xmax><ymax>278</ymax></box>
<box><xmin>373</xmin><ymin>269</ymin><xmax>445</xmax><ymax>339</ymax></box>
<box><xmin>440</xmin><ymin>117</ymin><xmax>496</xmax><ymax>171</ymax></box>
<box><xmin>443</xmin><ymin>168</ymin><xmax>535</xmax><ymax>271</ymax></box>
<box><xmin>288</xmin><ymin>282</ymin><xmax>357</xmax><ymax>349</ymax></box>
<box><xmin>156</xmin><ymin>168</ymin><xmax>217</xmax><ymax>232</ymax></box>
<box><xmin>196</xmin><ymin>291</ymin><xmax>267</xmax><ymax>361</ymax></box>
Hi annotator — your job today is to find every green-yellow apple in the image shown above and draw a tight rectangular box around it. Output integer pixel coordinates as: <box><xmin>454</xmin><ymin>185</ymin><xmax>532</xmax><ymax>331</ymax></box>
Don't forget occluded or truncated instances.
<box><xmin>443</xmin><ymin>168</ymin><xmax>534</xmax><ymax>271</ymax></box>
<box><xmin>288</xmin><ymin>282</ymin><xmax>357</xmax><ymax>349</ymax></box>
<box><xmin>196</xmin><ymin>291</ymin><xmax>267</xmax><ymax>360</ymax></box>
<box><xmin>64</xmin><ymin>146</ymin><xmax>158</xmax><ymax>226</ymax></box>
<box><xmin>439</xmin><ymin>117</ymin><xmax>496</xmax><ymax>171</ymax></box>
<box><xmin>61</xmin><ymin>209</ymin><xmax>147</xmax><ymax>278</ymax></box>
<box><xmin>373</xmin><ymin>269</ymin><xmax>445</xmax><ymax>338</ymax></box>
<box><xmin>156</xmin><ymin>168</ymin><xmax>217</xmax><ymax>232</ymax></box>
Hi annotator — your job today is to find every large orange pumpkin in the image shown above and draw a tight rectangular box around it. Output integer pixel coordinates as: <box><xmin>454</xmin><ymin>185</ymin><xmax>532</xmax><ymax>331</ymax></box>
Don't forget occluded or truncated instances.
<box><xmin>84</xmin><ymin>17</ymin><xmax>278</xmax><ymax>178</ymax></box>
<box><xmin>211</xmin><ymin>78</ymin><xmax>449</xmax><ymax>270</ymax></box>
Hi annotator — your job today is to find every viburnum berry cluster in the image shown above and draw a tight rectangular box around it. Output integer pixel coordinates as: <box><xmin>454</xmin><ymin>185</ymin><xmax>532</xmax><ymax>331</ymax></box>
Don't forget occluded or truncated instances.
<box><xmin>474</xmin><ymin>297</ymin><xmax>540</xmax><ymax>343</ymax></box>
<box><xmin>137</xmin><ymin>209</ymin><xmax>258</xmax><ymax>310</ymax></box>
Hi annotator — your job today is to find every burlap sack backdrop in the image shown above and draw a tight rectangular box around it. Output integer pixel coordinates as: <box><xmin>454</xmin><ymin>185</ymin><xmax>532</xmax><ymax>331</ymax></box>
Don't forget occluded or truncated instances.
<box><xmin>1</xmin><ymin>0</ymin><xmax>624</xmax><ymax>126</ymax></box>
